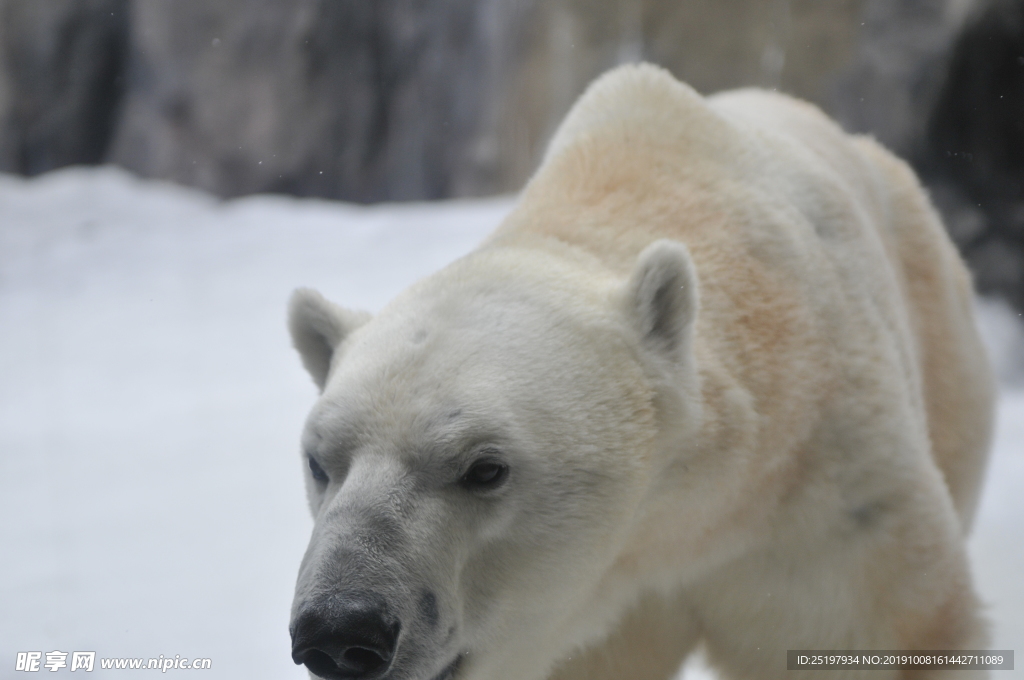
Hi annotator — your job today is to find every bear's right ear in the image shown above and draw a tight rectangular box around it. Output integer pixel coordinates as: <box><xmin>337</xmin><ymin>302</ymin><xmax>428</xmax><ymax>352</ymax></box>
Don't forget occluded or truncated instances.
<box><xmin>625</xmin><ymin>240</ymin><xmax>699</xmax><ymax>365</ymax></box>
<box><xmin>288</xmin><ymin>288</ymin><xmax>371</xmax><ymax>391</ymax></box>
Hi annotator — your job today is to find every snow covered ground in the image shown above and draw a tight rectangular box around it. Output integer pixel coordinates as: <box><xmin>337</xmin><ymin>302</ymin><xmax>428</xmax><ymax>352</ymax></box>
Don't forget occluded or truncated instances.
<box><xmin>1</xmin><ymin>167</ymin><xmax>1021</xmax><ymax>679</ymax></box>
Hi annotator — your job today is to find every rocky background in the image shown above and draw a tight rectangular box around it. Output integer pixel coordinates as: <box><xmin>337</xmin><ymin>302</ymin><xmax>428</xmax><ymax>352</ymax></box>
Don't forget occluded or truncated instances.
<box><xmin>1</xmin><ymin>0</ymin><xmax>1022</xmax><ymax>308</ymax></box>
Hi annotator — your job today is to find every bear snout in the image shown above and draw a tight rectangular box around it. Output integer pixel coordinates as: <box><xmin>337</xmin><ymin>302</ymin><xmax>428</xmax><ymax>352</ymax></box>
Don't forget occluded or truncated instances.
<box><xmin>290</xmin><ymin>591</ymin><xmax>400</xmax><ymax>680</ymax></box>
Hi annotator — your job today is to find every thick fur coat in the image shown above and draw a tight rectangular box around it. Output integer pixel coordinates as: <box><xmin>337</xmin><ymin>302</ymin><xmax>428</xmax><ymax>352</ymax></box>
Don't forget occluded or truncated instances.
<box><xmin>287</xmin><ymin>64</ymin><xmax>994</xmax><ymax>680</ymax></box>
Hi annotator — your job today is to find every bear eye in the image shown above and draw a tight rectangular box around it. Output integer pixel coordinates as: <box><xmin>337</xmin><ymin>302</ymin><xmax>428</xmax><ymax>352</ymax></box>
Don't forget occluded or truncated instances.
<box><xmin>307</xmin><ymin>455</ymin><xmax>329</xmax><ymax>484</ymax></box>
<box><xmin>460</xmin><ymin>458</ymin><xmax>509</xmax><ymax>490</ymax></box>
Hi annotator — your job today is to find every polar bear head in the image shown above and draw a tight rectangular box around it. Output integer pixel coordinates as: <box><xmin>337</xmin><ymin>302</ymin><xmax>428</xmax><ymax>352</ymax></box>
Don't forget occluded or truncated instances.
<box><xmin>287</xmin><ymin>241</ymin><xmax>700</xmax><ymax>680</ymax></box>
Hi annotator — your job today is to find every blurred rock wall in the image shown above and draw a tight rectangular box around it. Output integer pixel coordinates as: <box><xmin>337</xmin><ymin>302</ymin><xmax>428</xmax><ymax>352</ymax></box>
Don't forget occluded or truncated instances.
<box><xmin>107</xmin><ymin>0</ymin><xmax>506</xmax><ymax>202</ymax></box>
<box><xmin>919</xmin><ymin>0</ymin><xmax>1024</xmax><ymax>309</ymax></box>
<box><xmin>3</xmin><ymin>0</ymin><xmax>1023</xmax><ymax>307</ymax></box>
<box><xmin>0</xmin><ymin>0</ymin><xmax>127</xmax><ymax>174</ymax></box>
<box><xmin>0</xmin><ymin>0</ymin><xmax>969</xmax><ymax>199</ymax></box>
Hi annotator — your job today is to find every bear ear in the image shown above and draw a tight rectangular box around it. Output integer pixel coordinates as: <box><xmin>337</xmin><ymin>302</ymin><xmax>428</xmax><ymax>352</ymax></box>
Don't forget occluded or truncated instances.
<box><xmin>626</xmin><ymin>240</ymin><xmax>699</xmax><ymax>362</ymax></box>
<box><xmin>288</xmin><ymin>288</ymin><xmax>371</xmax><ymax>391</ymax></box>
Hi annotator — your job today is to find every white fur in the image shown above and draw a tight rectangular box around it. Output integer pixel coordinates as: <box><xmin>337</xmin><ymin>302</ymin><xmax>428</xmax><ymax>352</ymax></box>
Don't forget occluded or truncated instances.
<box><xmin>289</xmin><ymin>64</ymin><xmax>994</xmax><ymax>680</ymax></box>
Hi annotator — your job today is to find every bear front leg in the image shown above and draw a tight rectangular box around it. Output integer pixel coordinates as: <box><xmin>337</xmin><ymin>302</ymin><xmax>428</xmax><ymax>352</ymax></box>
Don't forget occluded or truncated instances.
<box><xmin>547</xmin><ymin>593</ymin><xmax>702</xmax><ymax>680</ymax></box>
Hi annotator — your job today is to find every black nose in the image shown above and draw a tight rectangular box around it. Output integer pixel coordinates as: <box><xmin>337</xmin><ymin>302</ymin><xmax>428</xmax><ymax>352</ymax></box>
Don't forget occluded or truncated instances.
<box><xmin>291</xmin><ymin>593</ymin><xmax>400</xmax><ymax>679</ymax></box>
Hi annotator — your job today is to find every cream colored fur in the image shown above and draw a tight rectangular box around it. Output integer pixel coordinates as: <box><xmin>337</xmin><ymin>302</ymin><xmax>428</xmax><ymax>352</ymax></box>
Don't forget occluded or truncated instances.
<box><xmin>288</xmin><ymin>64</ymin><xmax>994</xmax><ymax>680</ymax></box>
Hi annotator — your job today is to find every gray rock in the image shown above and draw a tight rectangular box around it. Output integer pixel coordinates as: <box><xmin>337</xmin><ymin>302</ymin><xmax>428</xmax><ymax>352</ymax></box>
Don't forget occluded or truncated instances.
<box><xmin>99</xmin><ymin>0</ymin><xmax>881</xmax><ymax>200</ymax></box>
<box><xmin>0</xmin><ymin>0</ymin><xmax>127</xmax><ymax>175</ymax></box>
<box><xmin>0</xmin><ymin>0</ymin><xmax>953</xmax><ymax>200</ymax></box>
<box><xmin>829</xmin><ymin>0</ymin><xmax>977</xmax><ymax>159</ymax></box>
<box><xmin>108</xmin><ymin>0</ymin><xmax>500</xmax><ymax>202</ymax></box>
<box><xmin>919</xmin><ymin>0</ymin><xmax>1024</xmax><ymax>309</ymax></box>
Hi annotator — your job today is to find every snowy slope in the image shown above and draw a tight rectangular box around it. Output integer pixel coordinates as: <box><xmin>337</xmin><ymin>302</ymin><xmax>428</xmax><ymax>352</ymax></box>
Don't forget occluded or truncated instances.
<box><xmin>1</xmin><ymin>167</ymin><xmax>1020</xmax><ymax>679</ymax></box>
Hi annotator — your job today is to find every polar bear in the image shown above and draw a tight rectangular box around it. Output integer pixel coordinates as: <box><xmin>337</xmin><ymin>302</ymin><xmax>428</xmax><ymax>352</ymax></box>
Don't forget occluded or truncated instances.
<box><xmin>286</xmin><ymin>64</ymin><xmax>994</xmax><ymax>680</ymax></box>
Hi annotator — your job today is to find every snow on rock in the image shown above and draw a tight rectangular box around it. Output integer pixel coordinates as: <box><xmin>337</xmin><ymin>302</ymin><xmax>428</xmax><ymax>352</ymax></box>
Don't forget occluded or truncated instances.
<box><xmin>1</xmin><ymin>167</ymin><xmax>1020</xmax><ymax>679</ymax></box>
